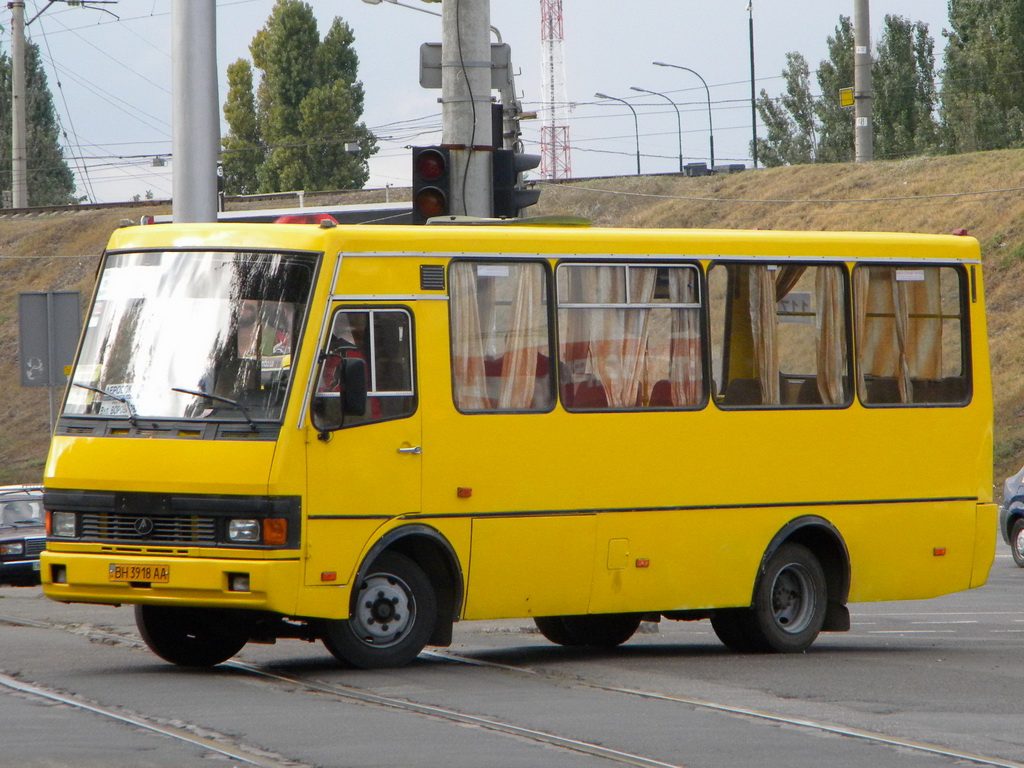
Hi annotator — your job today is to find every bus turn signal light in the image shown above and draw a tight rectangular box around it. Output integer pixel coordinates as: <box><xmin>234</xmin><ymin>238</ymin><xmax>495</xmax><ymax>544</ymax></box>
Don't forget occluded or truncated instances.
<box><xmin>263</xmin><ymin>518</ymin><xmax>288</xmax><ymax>546</ymax></box>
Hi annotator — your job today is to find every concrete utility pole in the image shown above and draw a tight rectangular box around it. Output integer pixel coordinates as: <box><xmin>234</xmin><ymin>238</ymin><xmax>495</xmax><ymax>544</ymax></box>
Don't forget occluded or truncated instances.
<box><xmin>172</xmin><ymin>0</ymin><xmax>220</xmax><ymax>223</ymax></box>
<box><xmin>854</xmin><ymin>0</ymin><xmax>873</xmax><ymax>163</ymax></box>
<box><xmin>10</xmin><ymin>1</ymin><xmax>28</xmax><ymax>208</ymax></box>
<box><xmin>441</xmin><ymin>0</ymin><xmax>493</xmax><ymax>216</ymax></box>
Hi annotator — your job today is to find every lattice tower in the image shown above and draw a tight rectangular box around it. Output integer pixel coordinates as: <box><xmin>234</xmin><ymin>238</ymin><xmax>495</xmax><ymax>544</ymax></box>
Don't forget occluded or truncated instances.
<box><xmin>540</xmin><ymin>0</ymin><xmax>572</xmax><ymax>179</ymax></box>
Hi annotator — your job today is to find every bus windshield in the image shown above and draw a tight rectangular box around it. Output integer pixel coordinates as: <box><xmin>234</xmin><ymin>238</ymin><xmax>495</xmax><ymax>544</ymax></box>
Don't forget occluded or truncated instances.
<box><xmin>65</xmin><ymin>249</ymin><xmax>318</xmax><ymax>424</ymax></box>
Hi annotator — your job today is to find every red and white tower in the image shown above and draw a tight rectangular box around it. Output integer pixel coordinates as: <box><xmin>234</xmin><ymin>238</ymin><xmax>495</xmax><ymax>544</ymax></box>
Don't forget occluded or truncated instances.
<box><xmin>540</xmin><ymin>0</ymin><xmax>572</xmax><ymax>180</ymax></box>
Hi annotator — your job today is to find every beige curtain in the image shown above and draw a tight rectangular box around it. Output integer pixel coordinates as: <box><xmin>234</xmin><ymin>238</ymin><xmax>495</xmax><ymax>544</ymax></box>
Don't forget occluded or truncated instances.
<box><xmin>590</xmin><ymin>267</ymin><xmax>657</xmax><ymax>407</ymax></box>
<box><xmin>668</xmin><ymin>268</ymin><xmax>702</xmax><ymax>405</ymax></box>
<box><xmin>749</xmin><ymin>266</ymin><xmax>780</xmax><ymax>405</ymax></box>
<box><xmin>497</xmin><ymin>265</ymin><xmax>544</xmax><ymax>409</ymax></box>
<box><xmin>450</xmin><ymin>263</ymin><xmax>490</xmax><ymax>410</ymax></box>
<box><xmin>815</xmin><ymin>267</ymin><xmax>846</xmax><ymax>405</ymax></box>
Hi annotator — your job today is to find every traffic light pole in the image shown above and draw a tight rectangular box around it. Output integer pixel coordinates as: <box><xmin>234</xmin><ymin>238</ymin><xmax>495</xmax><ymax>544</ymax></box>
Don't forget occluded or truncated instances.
<box><xmin>10</xmin><ymin>1</ymin><xmax>28</xmax><ymax>209</ymax></box>
<box><xmin>440</xmin><ymin>0</ymin><xmax>493</xmax><ymax>217</ymax></box>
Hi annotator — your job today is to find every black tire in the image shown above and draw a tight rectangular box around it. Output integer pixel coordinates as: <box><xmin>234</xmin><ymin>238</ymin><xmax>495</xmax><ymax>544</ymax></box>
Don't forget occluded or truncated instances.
<box><xmin>135</xmin><ymin>605</ymin><xmax>250</xmax><ymax>667</ymax></box>
<box><xmin>1011</xmin><ymin>518</ymin><xmax>1024</xmax><ymax>568</ymax></box>
<box><xmin>534</xmin><ymin>614</ymin><xmax>642</xmax><ymax>648</ymax></box>
<box><xmin>534</xmin><ymin>616</ymin><xmax>581</xmax><ymax>646</ymax></box>
<box><xmin>711</xmin><ymin>542</ymin><xmax>827</xmax><ymax>654</ymax></box>
<box><xmin>322</xmin><ymin>551</ymin><xmax>436</xmax><ymax>669</ymax></box>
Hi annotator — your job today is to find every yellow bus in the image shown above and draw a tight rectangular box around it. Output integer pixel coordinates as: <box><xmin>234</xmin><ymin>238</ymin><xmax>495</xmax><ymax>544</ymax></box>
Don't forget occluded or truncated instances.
<box><xmin>41</xmin><ymin>220</ymin><xmax>996</xmax><ymax>668</ymax></box>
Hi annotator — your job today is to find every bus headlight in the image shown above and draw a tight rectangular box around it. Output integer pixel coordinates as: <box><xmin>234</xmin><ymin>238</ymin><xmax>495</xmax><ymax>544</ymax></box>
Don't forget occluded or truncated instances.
<box><xmin>0</xmin><ymin>541</ymin><xmax>24</xmax><ymax>555</ymax></box>
<box><xmin>227</xmin><ymin>519</ymin><xmax>260</xmax><ymax>543</ymax></box>
<box><xmin>51</xmin><ymin>511</ymin><xmax>76</xmax><ymax>538</ymax></box>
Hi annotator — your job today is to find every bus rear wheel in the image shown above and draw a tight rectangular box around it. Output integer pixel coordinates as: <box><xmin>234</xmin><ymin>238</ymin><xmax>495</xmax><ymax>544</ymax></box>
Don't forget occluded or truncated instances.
<box><xmin>135</xmin><ymin>605</ymin><xmax>250</xmax><ymax>667</ymax></box>
<box><xmin>534</xmin><ymin>614</ymin><xmax>642</xmax><ymax>647</ymax></box>
<box><xmin>1011</xmin><ymin>518</ymin><xmax>1024</xmax><ymax>568</ymax></box>
<box><xmin>322</xmin><ymin>551</ymin><xmax>437</xmax><ymax>669</ymax></box>
<box><xmin>711</xmin><ymin>542</ymin><xmax>826</xmax><ymax>654</ymax></box>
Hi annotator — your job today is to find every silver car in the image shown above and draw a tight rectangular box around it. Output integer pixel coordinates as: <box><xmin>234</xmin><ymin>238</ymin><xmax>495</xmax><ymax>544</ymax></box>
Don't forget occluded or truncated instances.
<box><xmin>0</xmin><ymin>485</ymin><xmax>45</xmax><ymax>586</ymax></box>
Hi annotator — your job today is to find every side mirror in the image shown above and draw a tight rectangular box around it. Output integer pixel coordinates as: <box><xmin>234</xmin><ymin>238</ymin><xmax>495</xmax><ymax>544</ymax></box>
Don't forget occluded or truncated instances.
<box><xmin>311</xmin><ymin>355</ymin><xmax>368</xmax><ymax>433</ymax></box>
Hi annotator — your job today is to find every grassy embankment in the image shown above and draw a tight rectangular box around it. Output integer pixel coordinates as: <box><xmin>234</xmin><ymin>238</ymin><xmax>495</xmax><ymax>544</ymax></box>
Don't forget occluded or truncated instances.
<box><xmin>3</xmin><ymin>149</ymin><xmax>1024</xmax><ymax>489</ymax></box>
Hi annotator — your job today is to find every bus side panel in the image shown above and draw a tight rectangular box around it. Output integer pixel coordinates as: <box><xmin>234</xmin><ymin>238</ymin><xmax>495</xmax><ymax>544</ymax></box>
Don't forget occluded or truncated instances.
<box><xmin>462</xmin><ymin>515</ymin><xmax>596</xmax><ymax>620</ymax></box>
<box><xmin>586</xmin><ymin>509</ymin><xmax>766</xmax><ymax>615</ymax></box>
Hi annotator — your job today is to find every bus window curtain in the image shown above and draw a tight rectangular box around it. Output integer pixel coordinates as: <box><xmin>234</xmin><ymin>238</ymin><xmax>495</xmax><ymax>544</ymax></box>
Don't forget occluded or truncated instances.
<box><xmin>450</xmin><ymin>263</ymin><xmax>490</xmax><ymax>410</ymax></box>
<box><xmin>749</xmin><ymin>266</ymin><xmax>780</xmax><ymax>405</ymax></box>
<box><xmin>855</xmin><ymin>267</ymin><xmax>942</xmax><ymax>404</ymax></box>
<box><xmin>815</xmin><ymin>267</ymin><xmax>846</xmax><ymax>405</ymax></box>
<box><xmin>496</xmin><ymin>264</ymin><xmax>544</xmax><ymax>410</ymax></box>
<box><xmin>668</xmin><ymin>267</ymin><xmax>702</xmax><ymax>405</ymax></box>
<box><xmin>588</xmin><ymin>267</ymin><xmax>656</xmax><ymax>407</ymax></box>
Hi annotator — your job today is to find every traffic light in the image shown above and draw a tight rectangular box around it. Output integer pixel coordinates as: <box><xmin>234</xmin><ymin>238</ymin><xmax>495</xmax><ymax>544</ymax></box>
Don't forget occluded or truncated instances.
<box><xmin>411</xmin><ymin>146</ymin><xmax>451</xmax><ymax>224</ymax></box>
<box><xmin>492</xmin><ymin>149</ymin><xmax>541</xmax><ymax>219</ymax></box>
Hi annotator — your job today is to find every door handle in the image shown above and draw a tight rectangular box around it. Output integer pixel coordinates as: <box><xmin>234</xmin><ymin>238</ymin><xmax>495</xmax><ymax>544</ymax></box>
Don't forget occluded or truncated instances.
<box><xmin>397</xmin><ymin>446</ymin><xmax>422</xmax><ymax>454</ymax></box>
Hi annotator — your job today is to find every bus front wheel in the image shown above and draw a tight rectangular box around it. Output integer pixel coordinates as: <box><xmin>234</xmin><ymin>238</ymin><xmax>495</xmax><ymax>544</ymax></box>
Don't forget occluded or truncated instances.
<box><xmin>322</xmin><ymin>551</ymin><xmax>437</xmax><ymax>669</ymax></box>
<box><xmin>534</xmin><ymin>614</ymin><xmax>642</xmax><ymax>647</ymax></box>
<box><xmin>711</xmin><ymin>542</ymin><xmax>826</xmax><ymax>654</ymax></box>
<box><xmin>135</xmin><ymin>605</ymin><xmax>250</xmax><ymax>666</ymax></box>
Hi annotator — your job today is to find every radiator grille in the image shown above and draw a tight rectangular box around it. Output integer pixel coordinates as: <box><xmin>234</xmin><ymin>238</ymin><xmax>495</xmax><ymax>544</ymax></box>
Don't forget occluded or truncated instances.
<box><xmin>23</xmin><ymin>538</ymin><xmax>45</xmax><ymax>556</ymax></box>
<box><xmin>80</xmin><ymin>512</ymin><xmax>217</xmax><ymax>543</ymax></box>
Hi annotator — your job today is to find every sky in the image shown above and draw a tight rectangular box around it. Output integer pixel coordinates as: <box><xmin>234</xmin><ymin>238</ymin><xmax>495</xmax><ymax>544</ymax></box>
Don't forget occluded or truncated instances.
<box><xmin>3</xmin><ymin>0</ymin><xmax>952</xmax><ymax>204</ymax></box>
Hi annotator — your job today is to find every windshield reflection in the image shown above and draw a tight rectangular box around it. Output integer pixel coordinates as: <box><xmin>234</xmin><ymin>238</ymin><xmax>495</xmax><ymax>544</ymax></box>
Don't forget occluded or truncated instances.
<box><xmin>65</xmin><ymin>250</ymin><xmax>318</xmax><ymax>423</ymax></box>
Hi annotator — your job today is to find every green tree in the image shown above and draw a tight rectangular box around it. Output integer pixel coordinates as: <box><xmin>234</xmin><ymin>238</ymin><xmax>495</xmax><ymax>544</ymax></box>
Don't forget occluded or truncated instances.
<box><xmin>0</xmin><ymin>41</ymin><xmax>77</xmax><ymax>206</ymax></box>
<box><xmin>815</xmin><ymin>16</ymin><xmax>855</xmax><ymax>163</ymax></box>
<box><xmin>874</xmin><ymin>15</ymin><xmax>940</xmax><ymax>159</ymax></box>
<box><xmin>222</xmin><ymin>0</ymin><xmax>375</xmax><ymax>194</ymax></box>
<box><xmin>941</xmin><ymin>0</ymin><xmax>1024</xmax><ymax>152</ymax></box>
<box><xmin>222</xmin><ymin>60</ymin><xmax>263</xmax><ymax>195</ymax></box>
<box><xmin>755</xmin><ymin>53</ymin><xmax>817</xmax><ymax>167</ymax></box>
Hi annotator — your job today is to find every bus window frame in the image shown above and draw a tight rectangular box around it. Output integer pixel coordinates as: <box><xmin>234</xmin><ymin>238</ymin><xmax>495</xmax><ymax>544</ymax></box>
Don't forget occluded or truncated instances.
<box><xmin>852</xmin><ymin>261</ymin><xmax>973</xmax><ymax>409</ymax></box>
<box><xmin>311</xmin><ymin>304</ymin><xmax>418</xmax><ymax>431</ymax></box>
<box><xmin>554</xmin><ymin>258</ymin><xmax>709</xmax><ymax>413</ymax></box>
<box><xmin>447</xmin><ymin>257</ymin><xmax>558</xmax><ymax>416</ymax></box>
<box><xmin>709</xmin><ymin>258</ymin><xmax>856</xmax><ymax>411</ymax></box>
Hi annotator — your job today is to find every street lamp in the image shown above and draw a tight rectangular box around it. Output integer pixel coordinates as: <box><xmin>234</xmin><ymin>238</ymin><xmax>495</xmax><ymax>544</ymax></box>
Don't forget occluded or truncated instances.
<box><xmin>594</xmin><ymin>93</ymin><xmax>641</xmax><ymax>176</ymax></box>
<box><xmin>653</xmin><ymin>61</ymin><xmax>715</xmax><ymax>171</ymax></box>
<box><xmin>630</xmin><ymin>86</ymin><xmax>683</xmax><ymax>173</ymax></box>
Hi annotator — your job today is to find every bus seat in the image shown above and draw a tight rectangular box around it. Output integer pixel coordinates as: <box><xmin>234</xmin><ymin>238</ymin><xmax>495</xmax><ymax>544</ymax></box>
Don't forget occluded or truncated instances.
<box><xmin>722</xmin><ymin>378</ymin><xmax>762</xmax><ymax>406</ymax></box>
<box><xmin>650</xmin><ymin>379</ymin><xmax>673</xmax><ymax>407</ymax></box>
<box><xmin>911</xmin><ymin>376</ymin><xmax>967</xmax><ymax>404</ymax></box>
<box><xmin>797</xmin><ymin>378</ymin><xmax>823</xmax><ymax>405</ymax></box>
<box><xmin>569</xmin><ymin>378</ymin><xmax>608</xmax><ymax>409</ymax></box>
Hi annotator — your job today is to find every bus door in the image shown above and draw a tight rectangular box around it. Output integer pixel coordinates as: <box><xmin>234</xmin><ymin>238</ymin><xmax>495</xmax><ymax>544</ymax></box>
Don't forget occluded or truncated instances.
<box><xmin>305</xmin><ymin>306</ymin><xmax>421</xmax><ymax>586</ymax></box>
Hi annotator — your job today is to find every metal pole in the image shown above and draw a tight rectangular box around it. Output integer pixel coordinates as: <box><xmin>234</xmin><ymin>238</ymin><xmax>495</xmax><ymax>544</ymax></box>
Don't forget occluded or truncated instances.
<box><xmin>748</xmin><ymin>2</ymin><xmax>758</xmax><ymax>168</ymax></box>
<box><xmin>441</xmin><ymin>0</ymin><xmax>493</xmax><ymax>217</ymax></box>
<box><xmin>854</xmin><ymin>0</ymin><xmax>873</xmax><ymax>162</ymax></box>
<box><xmin>631</xmin><ymin>86</ymin><xmax>683</xmax><ymax>173</ymax></box>
<box><xmin>172</xmin><ymin>0</ymin><xmax>220</xmax><ymax>222</ymax></box>
<box><xmin>653</xmin><ymin>62</ymin><xmax>714</xmax><ymax>171</ymax></box>
<box><xmin>10</xmin><ymin>1</ymin><xmax>28</xmax><ymax>208</ymax></box>
<box><xmin>595</xmin><ymin>93</ymin><xmax>641</xmax><ymax>175</ymax></box>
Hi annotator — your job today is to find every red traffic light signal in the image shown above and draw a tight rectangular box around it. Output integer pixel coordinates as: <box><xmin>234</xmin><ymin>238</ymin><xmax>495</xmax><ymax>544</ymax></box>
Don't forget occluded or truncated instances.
<box><xmin>412</xmin><ymin>146</ymin><xmax>451</xmax><ymax>224</ymax></box>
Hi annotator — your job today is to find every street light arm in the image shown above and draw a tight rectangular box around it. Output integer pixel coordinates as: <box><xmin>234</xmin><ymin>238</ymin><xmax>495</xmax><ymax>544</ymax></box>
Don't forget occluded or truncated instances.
<box><xmin>361</xmin><ymin>0</ymin><xmax>502</xmax><ymax>42</ymax></box>
<box><xmin>594</xmin><ymin>93</ymin><xmax>641</xmax><ymax>176</ymax></box>
<box><xmin>631</xmin><ymin>86</ymin><xmax>683</xmax><ymax>173</ymax></box>
<box><xmin>652</xmin><ymin>61</ymin><xmax>715</xmax><ymax>170</ymax></box>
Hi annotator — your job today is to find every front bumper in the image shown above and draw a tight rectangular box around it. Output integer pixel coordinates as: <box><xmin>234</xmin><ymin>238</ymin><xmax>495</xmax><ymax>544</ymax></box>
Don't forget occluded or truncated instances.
<box><xmin>41</xmin><ymin>551</ymin><xmax>302</xmax><ymax>614</ymax></box>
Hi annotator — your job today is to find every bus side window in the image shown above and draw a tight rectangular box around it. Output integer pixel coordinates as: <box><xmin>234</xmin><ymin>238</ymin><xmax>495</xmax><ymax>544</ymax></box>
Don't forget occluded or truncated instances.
<box><xmin>449</xmin><ymin>261</ymin><xmax>554</xmax><ymax>413</ymax></box>
<box><xmin>853</xmin><ymin>265</ymin><xmax>968</xmax><ymax>406</ymax></box>
<box><xmin>710</xmin><ymin>262</ymin><xmax>851</xmax><ymax>408</ymax></box>
<box><xmin>312</xmin><ymin>308</ymin><xmax>416</xmax><ymax>430</ymax></box>
<box><xmin>556</xmin><ymin>262</ymin><xmax>704</xmax><ymax>410</ymax></box>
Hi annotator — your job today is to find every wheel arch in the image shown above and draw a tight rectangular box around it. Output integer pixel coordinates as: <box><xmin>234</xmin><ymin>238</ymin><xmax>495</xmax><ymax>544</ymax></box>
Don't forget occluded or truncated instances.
<box><xmin>357</xmin><ymin>524</ymin><xmax>464</xmax><ymax>647</ymax></box>
<box><xmin>756</xmin><ymin>515</ymin><xmax>851</xmax><ymax>632</ymax></box>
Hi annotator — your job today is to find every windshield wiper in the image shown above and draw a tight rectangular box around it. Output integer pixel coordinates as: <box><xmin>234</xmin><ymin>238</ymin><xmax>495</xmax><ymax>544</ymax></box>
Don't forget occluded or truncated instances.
<box><xmin>172</xmin><ymin>387</ymin><xmax>259</xmax><ymax>432</ymax></box>
<box><xmin>73</xmin><ymin>383</ymin><xmax>138</xmax><ymax>426</ymax></box>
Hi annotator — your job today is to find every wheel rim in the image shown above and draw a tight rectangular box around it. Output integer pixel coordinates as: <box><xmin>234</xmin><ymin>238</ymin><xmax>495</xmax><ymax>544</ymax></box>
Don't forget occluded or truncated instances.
<box><xmin>351</xmin><ymin>571</ymin><xmax>416</xmax><ymax>648</ymax></box>
<box><xmin>1015</xmin><ymin>527</ymin><xmax>1024</xmax><ymax>560</ymax></box>
<box><xmin>769</xmin><ymin>563</ymin><xmax>816</xmax><ymax>635</ymax></box>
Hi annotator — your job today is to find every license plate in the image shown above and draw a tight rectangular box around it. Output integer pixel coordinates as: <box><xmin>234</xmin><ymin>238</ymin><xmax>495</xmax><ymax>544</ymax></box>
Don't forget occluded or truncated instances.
<box><xmin>108</xmin><ymin>563</ymin><xmax>170</xmax><ymax>583</ymax></box>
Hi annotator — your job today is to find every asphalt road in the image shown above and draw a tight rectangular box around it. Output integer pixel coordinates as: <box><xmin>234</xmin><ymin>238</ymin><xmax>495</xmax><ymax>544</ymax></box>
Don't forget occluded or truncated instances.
<box><xmin>1</xmin><ymin>552</ymin><xmax>1022</xmax><ymax>768</ymax></box>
